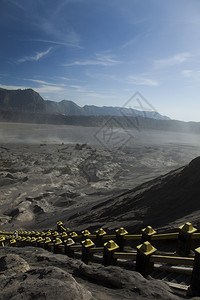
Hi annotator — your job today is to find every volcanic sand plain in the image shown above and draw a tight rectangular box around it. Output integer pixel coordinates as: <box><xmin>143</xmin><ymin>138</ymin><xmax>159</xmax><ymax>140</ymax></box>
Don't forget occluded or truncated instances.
<box><xmin>0</xmin><ymin>122</ymin><xmax>200</xmax><ymax>231</ymax></box>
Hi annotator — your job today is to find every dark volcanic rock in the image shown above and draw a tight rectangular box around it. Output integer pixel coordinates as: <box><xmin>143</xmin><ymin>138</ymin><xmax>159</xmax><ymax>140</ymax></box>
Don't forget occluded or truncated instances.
<box><xmin>5</xmin><ymin>173</ymin><xmax>15</xmax><ymax>179</ymax></box>
<box><xmin>0</xmin><ymin>266</ymin><xmax>93</xmax><ymax>300</ymax></box>
<box><xmin>79</xmin><ymin>263</ymin><xmax>178</xmax><ymax>300</ymax></box>
<box><xmin>0</xmin><ymin>247</ymin><xmax>183</xmax><ymax>300</ymax></box>
<box><xmin>33</xmin><ymin>205</ymin><xmax>44</xmax><ymax>214</ymax></box>
<box><xmin>5</xmin><ymin>208</ymin><xmax>20</xmax><ymax>218</ymax></box>
<box><xmin>0</xmin><ymin>254</ymin><xmax>30</xmax><ymax>275</ymax></box>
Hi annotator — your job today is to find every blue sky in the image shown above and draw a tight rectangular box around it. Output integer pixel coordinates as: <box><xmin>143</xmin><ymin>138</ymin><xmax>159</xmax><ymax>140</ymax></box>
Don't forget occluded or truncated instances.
<box><xmin>0</xmin><ymin>0</ymin><xmax>200</xmax><ymax>121</ymax></box>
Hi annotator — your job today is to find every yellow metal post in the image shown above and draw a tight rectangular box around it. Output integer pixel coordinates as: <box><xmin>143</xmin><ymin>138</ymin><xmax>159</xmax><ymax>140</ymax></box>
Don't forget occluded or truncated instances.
<box><xmin>177</xmin><ymin>222</ymin><xmax>197</xmax><ymax>256</ymax></box>
<box><xmin>103</xmin><ymin>240</ymin><xmax>119</xmax><ymax>266</ymax></box>
<box><xmin>43</xmin><ymin>237</ymin><xmax>52</xmax><ymax>251</ymax></box>
<box><xmin>136</xmin><ymin>241</ymin><xmax>157</xmax><ymax>277</ymax></box>
<box><xmin>81</xmin><ymin>230</ymin><xmax>91</xmax><ymax>240</ymax></box>
<box><xmin>96</xmin><ymin>228</ymin><xmax>107</xmax><ymax>246</ymax></box>
<box><xmin>69</xmin><ymin>231</ymin><xmax>79</xmax><ymax>240</ymax></box>
<box><xmin>64</xmin><ymin>238</ymin><xmax>75</xmax><ymax>257</ymax></box>
<box><xmin>0</xmin><ymin>236</ymin><xmax>5</xmax><ymax>247</ymax></box>
<box><xmin>81</xmin><ymin>239</ymin><xmax>95</xmax><ymax>264</ymax></box>
<box><xmin>116</xmin><ymin>227</ymin><xmax>128</xmax><ymax>251</ymax></box>
<box><xmin>53</xmin><ymin>238</ymin><xmax>63</xmax><ymax>254</ymax></box>
<box><xmin>36</xmin><ymin>237</ymin><xmax>44</xmax><ymax>248</ymax></box>
<box><xmin>60</xmin><ymin>232</ymin><xmax>68</xmax><ymax>242</ymax></box>
<box><xmin>9</xmin><ymin>239</ymin><xmax>16</xmax><ymax>246</ymax></box>
<box><xmin>57</xmin><ymin>221</ymin><xmax>63</xmax><ymax>233</ymax></box>
<box><xmin>141</xmin><ymin>226</ymin><xmax>156</xmax><ymax>242</ymax></box>
<box><xmin>25</xmin><ymin>237</ymin><xmax>31</xmax><ymax>246</ymax></box>
<box><xmin>188</xmin><ymin>246</ymin><xmax>200</xmax><ymax>296</ymax></box>
<box><xmin>30</xmin><ymin>237</ymin><xmax>37</xmax><ymax>247</ymax></box>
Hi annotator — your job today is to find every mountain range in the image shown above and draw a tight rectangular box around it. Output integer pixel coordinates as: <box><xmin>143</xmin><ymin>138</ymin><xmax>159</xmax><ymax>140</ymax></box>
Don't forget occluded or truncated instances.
<box><xmin>0</xmin><ymin>87</ymin><xmax>169</xmax><ymax>120</ymax></box>
<box><xmin>1</xmin><ymin>87</ymin><xmax>200</xmax><ymax>134</ymax></box>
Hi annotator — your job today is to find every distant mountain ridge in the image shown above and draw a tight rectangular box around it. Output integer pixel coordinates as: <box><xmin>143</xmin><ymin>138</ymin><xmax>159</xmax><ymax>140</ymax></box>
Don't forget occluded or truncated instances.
<box><xmin>0</xmin><ymin>88</ymin><xmax>46</xmax><ymax>113</ymax></box>
<box><xmin>0</xmin><ymin>87</ymin><xmax>169</xmax><ymax>120</ymax></box>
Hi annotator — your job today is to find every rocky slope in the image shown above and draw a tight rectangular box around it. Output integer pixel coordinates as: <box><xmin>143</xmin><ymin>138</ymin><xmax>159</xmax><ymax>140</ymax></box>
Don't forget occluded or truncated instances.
<box><xmin>0</xmin><ymin>134</ymin><xmax>200</xmax><ymax>232</ymax></box>
<box><xmin>0</xmin><ymin>141</ymin><xmax>189</xmax><ymax>231</ymax></box>
<box><xmin>70</xmin><ymin>156</ymin><xmax>200</xmax><ymax>233</ymax></box>
<box><xmin>0</xmin><ymin>246</ymin><xmax>187</xmax><ymax>300</ymax></box>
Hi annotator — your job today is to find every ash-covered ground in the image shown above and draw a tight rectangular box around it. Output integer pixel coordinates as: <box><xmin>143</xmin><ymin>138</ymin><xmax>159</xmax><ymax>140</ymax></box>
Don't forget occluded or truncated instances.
<box><xmin>0</xmin><ymin>122</ymin><xmax>200</xmax><ymax>231</ymax></box>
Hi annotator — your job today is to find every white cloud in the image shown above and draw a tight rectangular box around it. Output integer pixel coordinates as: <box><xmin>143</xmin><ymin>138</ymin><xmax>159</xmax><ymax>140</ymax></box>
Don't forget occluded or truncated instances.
<box><xmin>181</xmin><ymin>69</ymin><xmax>200</xmax><ymax>83</ymax></box>
<box><xmin>17</xmin><ymin>47</ymin><xmax>52</xmax><ymax>64</ymax></box>
<box><xmin>127</xmin><ymin>75</ymin><xmax>158</xmax><ymax>86</ymax></box>
<box><xmin>0</xmin><ymin>83</ymin><xmax>66</xmax><ymax>97</ymax></box>
<box><xmin>63</xmin><ymin>53</ymin><xmax>121</xmax><ymax>67</ymax></box>
<box><xmin>121</xmin><ymin>36</ymin><xmax>138</xmax><ymax>49</ymax></box>
<box><xmin>34</xmin><ymin>85</ymin><xmax>65</xmax><ymax>93</ymax></box>
<box><xmin>24</xmin><ymin>78</ymin><xmax>58</xmax><ymax>86</ymax></box>
<box><xmin>34</xmin><ymin>17</ymin><xmax>82</xmax><ymax>48</ymax></box>
<box><xmin>85</xmin><ymin>70</ymin><xmax>118</xmax><ymax>81</ymax></box>
<box><xmin>182</xmin><ymin>69</ymin><xmax>193</xmax><ymax>78</ymax></box>
<box><xmin>29</xmin><ymin>36</ymin><xmax>83</xmax><ymax>49</ymax></box>
<box><xmin>154</xmin><ymin>53</ymin><xmax>190</xmax><ymax>68</ymax></box>
<box><xmin>58</xmin><ymin>77</ymin><xmax>70</xmax><ymax>81</ymax></box>
<box><xmin>0</xmin><ymin>84</ymin><xmax>28</xmax><ymax>90</ymax></box>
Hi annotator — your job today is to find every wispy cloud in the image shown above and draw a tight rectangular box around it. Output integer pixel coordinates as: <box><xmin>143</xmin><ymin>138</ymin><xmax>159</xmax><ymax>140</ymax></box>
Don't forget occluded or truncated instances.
<box><xmin>121</xmin><ymin>36</ymin><xmax>138</xmax><ymax>49</ymax></box>
<box><xmin>0</xmin><ymin>83</ymin><xmax>64</xmax><ymax>92</ymax></box>
<box><xmin>154</xmin><ymin>53</ymin><xmax>190</xmax><ymax>68</ymax></box>
<box><xmin>24</xmin><ymin>78</ymin><xmax>58</xmax><ymax>86</ymax></box>
<box><xmin>54</xmin><ymin>0</ymin><xmax>83</xmax><ymax>16</ymax></box>
<box><xmin>6</xmin><ymin>0</ymin><xmax>26</xmax><ymax>11</ymax></box>
<box><xmin>85</xmin><ymin>70</ymin><xmax>118</xmax><ymax>81</ymax></box>
<box><xmin>181</xmin><ymin>69</ymin><xmax>194</xmax><ymax>78</ymax></box>
<box><xmin>34</xmin><ymin>12</ymin><xmax>82</xmax><ymax>48</ymax></box>
<box><xmin>127</xmin><ymin>75</ymin><xmax>158</xmax><ymax>86</ymax></box>
<box><xmin>34</xmin><ymin>85</ymin><xmax>65</xmax><ymax>94</ymax></box>
<box><xmin>17</xmin><ymin>47</ymin><xmax>52</xmax><ymax>64</ymax></box>
<box><xmin>9</xmin><ymin>0</ymin><xmax>82</xmax><ymax>49</ymax></box>
<box><xmin>29</xmin><ymin>34</ymin><xmax>83</xmax><ymax>48</ymax></box>
<box><xmin>181</xmin><ymin>69</ymin><xmax>200</xmax><ymax>83</ymax></box>
<box><xmin>58</xmin><ymin>77</ymin><xmax>70</xmax><ymax>81</ymax></box>
<box><xmin>0</xmin><ymin>84</ymin><xmax>29</xmax><ymax>90</ymax></box>
<box><xmin>63</xmin><ymin>53</ymin><xmax>121</xmax><ymax>67</ymax></box>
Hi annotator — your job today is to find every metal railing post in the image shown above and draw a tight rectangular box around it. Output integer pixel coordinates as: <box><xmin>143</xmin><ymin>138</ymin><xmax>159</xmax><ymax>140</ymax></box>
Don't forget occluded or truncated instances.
<box><xmin>96</xmin><ymin>228</ymin><xmax>107</xmax><ymax>246</ymax></box>
<box><xmin>177</xmin><ymin>222</ymin><xmax>197</xmax><ymax>256</ymax></box>
<box><xmin>103</xmin><ymin>240</ymin><xmax>119</xmax><ymax>266</ymax></box>
<box><xmin>116</xmin><ymin>227</ymin><xmax>128</xmax><ymax>251</ymax></box>
<box><xmin>188</xmin><ymin>246</ymin><xmax>200</xmax><ymax>296</ymax></box>
<box><xmin>141</xmin><ymin>226</ymin><xmax>156</xmax><ymax>242</ymax></box>
<box><xmin>136</xmin><ymin>241</ymin><xmax>157</xmax><ymax>277</ymax></box>
<box><xmin>81</xmin><ymin>239</ymin><xmax>95</xmax><ymax>264</ymax></box>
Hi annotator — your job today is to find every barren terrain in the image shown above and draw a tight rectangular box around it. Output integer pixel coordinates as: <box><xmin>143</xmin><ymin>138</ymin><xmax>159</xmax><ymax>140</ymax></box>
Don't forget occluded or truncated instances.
<box><xmin>0</xmin><ymin>122</ymin><xmax>200</xmax><ymax>231</ymax></box>
<box><xmin>1</xmin><ymin>122</ymin><xmax>200</xmax><ymax>299</ymax></box>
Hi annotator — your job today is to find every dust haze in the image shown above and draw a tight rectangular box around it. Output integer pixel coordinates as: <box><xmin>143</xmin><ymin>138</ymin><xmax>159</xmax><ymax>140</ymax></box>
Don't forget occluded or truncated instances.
<box><xmin>0</xmin><ymin>122</ymin><xmax>200</xmax><ymax>147</ymax></box>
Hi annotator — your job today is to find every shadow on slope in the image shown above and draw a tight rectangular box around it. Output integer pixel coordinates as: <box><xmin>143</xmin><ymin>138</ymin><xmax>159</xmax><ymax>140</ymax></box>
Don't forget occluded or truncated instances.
<box><xmin>70</xmin><ymin>157</ymin><xmax>200</xmax><ymax>232</ymax></box>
